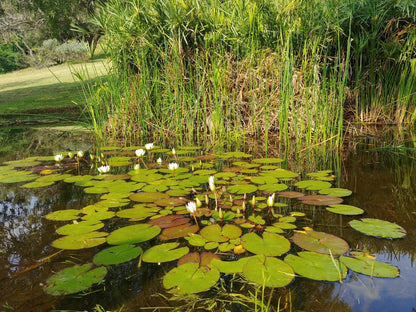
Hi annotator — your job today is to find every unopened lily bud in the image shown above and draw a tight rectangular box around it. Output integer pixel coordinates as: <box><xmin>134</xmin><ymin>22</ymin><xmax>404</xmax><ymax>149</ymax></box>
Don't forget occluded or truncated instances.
<box><xmin>195</xmin><ymin>197</ymin><xmax>202</xmax><ymax>208</ymax></box>
<box><xmin>219</xmin><ymin>208</ymin><xmax>223</xmax><ymax>220</ymax></box>
<box><xmin>251</xmin><ymin>195</ymin><xmax>256</xmax><ymax>207</ymax></box>
<box><xmin>205</xmin><ymin>194</ymin><xmax>209</xmax><ymax>205</ymax></box>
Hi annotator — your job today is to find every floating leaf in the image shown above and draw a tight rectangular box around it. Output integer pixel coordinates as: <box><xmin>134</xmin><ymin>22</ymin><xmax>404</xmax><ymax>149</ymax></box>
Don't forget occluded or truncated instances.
<box><xmin>326</xmin><ymin>204</ymin><xmax>364</xmax><ymax>216</ymax></box>
<box><xmin>149</xmin><ymin>215</ymin><xmax>190</xmax><ymax>228</ymax></box>
<box><xmin>258</xmin><ymin>183</ymin><xmax>288</xmax><ymax>192</ymax></box>
<box><xmin>159</xmin><ymin>223</ymin><xmax>199</xmax><ymax>240</ymax></box>
<box><xmin>285</xmin><ymin>251</ymin><xmax>347</xmax><ymax>281</ymax></box>
<box><xmin>241</xmin><ymin>232</ymin><xmax>290</xmax><ymax>256</ymax></box>
<box><xmin>154</xmin><ymin>197</ymin><xmax>187</xmax><ymax>207</ymax></box>
<box><xmin>44</xmin><ymin>264</ymin><xmax>107</xmax><ymax>296</ymax></box>
<box><xmin>278</xmin><ymin>191</ymin><xmax>305</xmax><ymax>199</ymax></box>
<box><xmin>107</xmin><ymin>224</ymin><xmax>161</xmax><ymax>245</ymax></box>
<box><xmin>243</xmin><ymin>255</ymin><xmax>295</xmax><ymax>287</ymax></box>
<box><xmin>56</xmin><ymin>220</ymin><xmax>104</xmax><ymax>235</ymax></box>
<box><xmin>299</xmin><ymin>195</ymin><xmax>343</xmax><ymax>206</ymax></box>
<box><xmin>36</xmin><ymin>173</ymin><xmax>72</xmax><ymax>183</ymax></box>
<box><xmin>177</xmin><ymin>252</ymin><xmax>220</xmax><ymax>267</ymax></box>
<box><xmin>93</xmin><ymin>245</ymin><xmax>143</xmax><ymax>265</ymax></box>
<box><xmin>185</xmin><ymin>234</ymin><xmax>207</xmax><ymax>247</ymax></box>
<box><xmin>251</xmin><ymin>176</ymin><xmax>278</xmax><ymax>184</ymax></box>
<box><xmin>340</xmin><ymin>252</ymin><xmax>399</xmax><ymax>278</ymax></box>
<box><xmin>253</xmin><ymin>158</ymin><xmax>284</xmax><ymax>164</ymax></box>
<box><xmin>319</xmin><ymin>188</ymin><xmax>352</xmax><ymax>197</ymax></box>
<box><xmin>227</xmin><ymin>184</ymin><xmax>258</xmax><ymax>194</ymax></box>
<box><xmin>143</xmin><ymin>243</ymin><xmax>189</xmax><ymax>263</ymax></box>
<box><xmin>3</xmin><ymin>159</ymin><xmax>41</xmax><ymax>167</ymax></box>
<box><xmin>211</xmin><ymin>257</ymin><xmax>253</xmax><ymax>274</ymax></box>
<box><xmin>292</xmin><ymin>230</ymin><xmax>349</xmax><ymax>256</ymax></box>
<box><xmin>129</xmin><ymin>192</ymin><xmax>169</xmax><ymax>202</ymax></box>
<box><xmin>0</xmin><ymin>171</ymin><xmax>38</xmax><ymax>183</ymax></box>
<box><xmin>116</xmin><ymin>206</ymin><xmax>158</xmax><ymax>219</ymax></box>
<box><xmin>163</xmin><ymin>262</ymin><xmax>220</xmax><ymax>294</ymax></box>
<box><xmin>295</xmin><ymin>180</ymin><xmax>332</xmax><ymax>191</ymax></box>
<box><xmin>349</xmin><ymin>218</ymin><xmax>406</xmax><ymax>239</ymax></box>
<box><xmin>21</xmin><ymin>181</ymin><xmax>54</xmax><ymax>188</ymax></box>
<box><xmin>260</xmin><ymin>169</ymin><xmax>298</xmax><ymax>179</ymax></box>
<box><xmin>200</xmin><ymin>224</ymin><xmax>242</xmax><ymax>243</ymax></box>
<box><xmin>52</xmin><ymin>231</ymin><xmax>108</xmax><ymax>250</ymax></box>
<box><xmin>46</xmin><ymin>209</ymin><xmax>81</xmax><ymax>221</ymax></box>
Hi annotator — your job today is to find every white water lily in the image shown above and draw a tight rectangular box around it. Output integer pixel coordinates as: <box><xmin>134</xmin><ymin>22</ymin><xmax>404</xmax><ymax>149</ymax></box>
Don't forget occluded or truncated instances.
<box><xmin>157</xmin><ymin>157</ymin><xmax>162</xmax><ymax>165</ymax></box>
<box><xmin>135</xmin><ymin>149</ymin><xmax>146</xmax><ymax>157</ymax></box>
<box><xmin>186</xmin><ymin>201</ymin><xmax>197</xmax><ymax>214</ymax></box>
<box><xmin>54</xmin><ymin>154</ymin><xmax>64</xmax><ymax>162</ymax></box>
<box><xmin>98</xmin><ymin>165</ymin><xmax>110</xmax><ymax>174</ymax></box>
<box><xmin>168</xmin><ymin>162</ymin><xmax>179</xmax><ymax>171</ymax></box>
<box><xmin>77</xmin><ymin>150</ymin><xmax>84</xmax><ymax>158</ymax></box>
<box><xmin>267</xmin><ymin>193</ymin><xmax>275</xmax><ymax>207</ymax></box>
<box><xmin>145</xmin><ymin>143</ymin><xmax>154</xmax><ymax>150</ymax></box>
<box><xmin>208</xmin><ymin>176</ymin><xmax>216</xmax><ymax>192</ymax></box>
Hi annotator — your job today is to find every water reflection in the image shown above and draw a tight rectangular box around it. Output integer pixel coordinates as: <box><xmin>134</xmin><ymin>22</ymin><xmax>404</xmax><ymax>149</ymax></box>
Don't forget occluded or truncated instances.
<box><xmin>0</xmin><ymin>128</ymin><xmax>415</xmax><ymax>311</ymax></box>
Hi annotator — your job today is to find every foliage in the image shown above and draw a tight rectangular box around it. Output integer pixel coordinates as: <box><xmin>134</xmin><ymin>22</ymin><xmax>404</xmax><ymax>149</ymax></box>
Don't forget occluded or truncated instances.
<box><xmin>0</xmin><ymin>42</ymin><xmax>25</xmax><ymax>73</ymax></box>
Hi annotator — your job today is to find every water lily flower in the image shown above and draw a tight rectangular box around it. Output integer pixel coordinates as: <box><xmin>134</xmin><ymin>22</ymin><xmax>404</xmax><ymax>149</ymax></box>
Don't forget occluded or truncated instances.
<box><xmin>157</xmin><ymin>157</ymin><xmax>162</xmax><ymax>165</ymax></box>
<box><xmin>208</xmin><ymin>176</ymin><xmax>216</xmax><ymax>192</ymax></box>
<box><xmin>77</xmin><ymin>150</ymin><xmax>84</xmax><ymax>158</ymax></box>
<box><xmin>98</xmin><ymin>165</ymin><xmax>110</xmax><ymax>174</ymax></box>
<box><xmin>168</xmin><ymin>162</ymin><xmax>179</xmax><ymax>171</ymax></box>
<box><xmin>186</xmin><ymin>201</ymin><xmax>197</xmax><ymax>214</ymax></box>
<box><xmin>54</xmin><ymin>154</ymin><xmax>64</xmax><ymax>162</ymax></box>
<box><xmin>135</xmin><ymin>149</ymin><xmax>145</xmax><ymax>157</ymax></box>
<box><xmin>267</xmin><ymin>193</ymin><xmax>275</xmax><ymax>207</ymax></box>
<box><xmin>145</xmin><ymin>143</ymin><xmax>154</xmax><ymax>150</ymax></box>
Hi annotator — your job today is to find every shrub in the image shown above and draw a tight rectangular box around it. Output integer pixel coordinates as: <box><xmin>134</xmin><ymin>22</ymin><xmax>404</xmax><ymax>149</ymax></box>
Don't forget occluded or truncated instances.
<box><xmin>0</xmin><ymin>43</ymin><xmax>26</xmax><ymax>73</ymax></box>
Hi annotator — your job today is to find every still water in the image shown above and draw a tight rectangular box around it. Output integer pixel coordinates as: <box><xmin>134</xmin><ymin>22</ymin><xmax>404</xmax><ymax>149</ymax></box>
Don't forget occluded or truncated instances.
<box><xmin>0</xmin><ymin>127</ymin><xmax>415</xmax><ymax>312</ymax></box>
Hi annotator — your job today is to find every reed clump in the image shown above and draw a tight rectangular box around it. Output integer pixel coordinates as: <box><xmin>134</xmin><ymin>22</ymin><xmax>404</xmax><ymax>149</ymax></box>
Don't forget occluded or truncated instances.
<box><xmin>81</xmin><ymin>0</ymin><xmax>416</xmax><ymax>147</ymax></box>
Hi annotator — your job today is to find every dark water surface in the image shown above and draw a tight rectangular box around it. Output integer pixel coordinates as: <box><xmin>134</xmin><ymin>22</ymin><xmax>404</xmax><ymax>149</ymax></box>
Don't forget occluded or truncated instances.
<box><xmin>0</xmin><ymin>127</ymin><xmax>415</xmax><ymax>312</ymax></box>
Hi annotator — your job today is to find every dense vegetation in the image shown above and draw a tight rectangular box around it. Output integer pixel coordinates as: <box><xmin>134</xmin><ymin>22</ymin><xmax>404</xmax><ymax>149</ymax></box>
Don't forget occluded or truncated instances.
<box><xmin>81</xmin><ymin>0</ymin><xmax>416</xmax><ymax>147</ymax></box>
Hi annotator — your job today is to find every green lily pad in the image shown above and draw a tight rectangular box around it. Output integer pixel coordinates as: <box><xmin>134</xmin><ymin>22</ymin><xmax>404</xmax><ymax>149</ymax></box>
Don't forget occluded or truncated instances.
<box><xmin>154</xmin><ymin>197</ymin><xmax>187</xmax><ymax>207</ymax></box>
<box><xmin>253</xmin><ymin>158</ymin><xmax>284</xmax><ymax>164</ymax></box>
<box><xmin>46</xmin><ymin>209</ymin><xmax>81</xmax><ymax>221</ymax></box>
<box><xmin>129</xmin><ymin>192</ymin><xmax>170</xmax><ymax>202</ymax></box>
<box><xmin>340</xmin><ymin>252</ymin><xmax>399</xmax><ymax>278</ymax></box>
<box><xmin>193</xmin><ymin>169</ymin><xmax>218</xmax><ymax>175</ymax></box>
<box><xmin>177</xmin><ymin>252</ymin><xmax>220</xmax><ymax>267</ymax></box>
<box><xmin>250</xmin><ymin>176</ymin><xmax>278</xmax><ymax>184</ymax></box>
<box><xmin>52</xmin><ymin>231</ymin><xmax>108</xmax><ymax>250</ymax></box>
<box><xmin>349</xmin><ymin>218</ymin><xmax>406</xmax><ymax>239</ymax></box>
<box><xmin>163</xmin><ymin>262</ymin><xmax>220</xmax><ymax>294</ymax></box>
<box><xmin>299</xmin><ymin>195</ymin><xmax>343</xmax><ymax>206</ymax></box>
<box><xmin>0</xmin><ymin>171</ymin><xmax>38</xmax><ymax>183</ymax></box>
<box><xmin>93</xmin><ymin>245</ymin><xmax>143</xmax><ymax>265</ymax></box>
<box><xmin>143</xmin><ymin>243</ymin><xmax>189</xmax><ymax>263</ymax></box>
<box><xmin>36</xmin><ymin>173</ymin><xmax>72</xmax><ymax>183</ymax></box>
<box><xmin>241</xmin><ymin>232</ymin><xmax>290</xmax><ymax>256</ymax></box>
<box><xmin>243</xmin><ymin>255</ymin><xmax>295</xmax><ymax>287</ymax></box>
<box><xmin>166</xmin><ymin>189</ymin><xmax>191</xmax><ymax>197</ymax></box>
<box><xmin>211</xmin><ymin>257</ymin><xmax>252</xmax><ymax>274</ymax></box>
<box><xmin>106</xmin><ymin>224</ymin><xmax>161</xmax><ymax>245</ymax></box>
<box><xmin>56</xmin><ymin>220</ymin><xmax>104</xmax><ymax>235</ymax></box>
<box><xmin>185</xmin><ymin>234</ymin><xmax>207</xmax><ymax>247</ymax></box>
<box><xmin>116</xmin><ymin>206</ymin><xmax>158</xmax><ymax>219</ymax></box>
<box><xmin>227</xmin><ymin>184</ymin><xmax>258</xmax><ymax>195</ymax></box>
<box><xmin>292</xmin><ymin>230</ymin><xmax>349</xmax><ymax>256</ymax></box>
<box><xmin>295</xmin><ymin>180</ymin><xmax>332</xmax><ymax>191</ymax></box>
<box><xmin>326</xmin><ymin>204</ymin><xmax>364</xmax><ymax>216</ymax></box>
<box><xmin>260</xmin><ymin>169</ymin><xmax>298</xmax><ymax>179</ymax></box>
<box><xmin>278</xmin><ymin>191</ymin><xmax>305</xmax><ymax>198</ymax></box>
<box><xmin>319</xmin><ymin>188</ymin><xmax>352</xmax><ymax>197</ymax></box>
<box><xmin>200</xmin><ymin>224</ymin><xmax>242</xmax><ymax>243</ymax></box>
<box><xmin>159</xmin><ymin>223</ymin><xmax>199</xmax><ymax>240</ymax></box>
<box><xmin>4</xmin><ymin>159</ymin><xmax>41</xmax><ymax>167</ymax></box>
<box><xmin>21</xmin><ymin>181</ymin><xmax>54</xmax><ymax>188</ymax></box>
<box><xmin>258</xmin><ymin>183</ymin><xmax>288</xmax><ymax>192</ymax></box>
<box><xmin>285</xmin><ymin>251</ymin><xmax>347</xmax><ymax>282</ymax></box>
<box><xmin>64</xmin><ymin>175</ymin><xmax>94</xmax><ymax>184</ymax></box>
<box><xmin>44</xmin><ymin>264</ymin><xmax>107</xmax><ymax>296</ymax></box>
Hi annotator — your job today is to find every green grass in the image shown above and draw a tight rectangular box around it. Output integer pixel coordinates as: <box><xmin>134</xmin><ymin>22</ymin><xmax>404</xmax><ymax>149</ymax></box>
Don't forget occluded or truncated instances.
<box><xmin>0</xmin><ymin>59</ymin><xmax>108</xmax><ymax>119</ymax></box>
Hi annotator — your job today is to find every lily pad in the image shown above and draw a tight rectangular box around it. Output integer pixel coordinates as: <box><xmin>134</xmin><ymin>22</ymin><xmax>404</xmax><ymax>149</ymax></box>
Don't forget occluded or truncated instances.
<box><xmin>292</xmin><ymin>230</ymin><xmax>349</xmax><ymax>256</ymax></box>
<box><xmin>319</xmin><ymin>188</ymin><xmax>352</xmax><ymax>197</ymax></box>
<box><xmin>285</xmin><ymin>251</ymin><xmax>347</xmax><ymax>282</ymax></box>
<box><xmin>44</xmin><ymin>264</ymin><xmax>107</xmax><ymax>296</ymax></box>
<box><xmin>295</xmin><ymin>180</ymin><xmax>332</xmax><ymax>191</ymax></box>
<box><xmin>106</xmin><ymin>224</ymin><xmax>161</xmax><ymax>245</ymax></box>
<box><xmin>258</xmin><ymin>183</ymin><xmax>288</xmax><ymax>192</ymax></box>
<box><xmin>129</xmin><ymin>192</ymin><xmax>170</xmax><ymax>203</ymax></box>
<box><xmin>159</xmin><ymin>223</ymin><xmax>199</xmax><ymax>240</ymax></box>
<box><xmin>149</xmin><ymin>215</ymin><xmax>190</xmax><ymax>228</ymax></box>
<box><xmin>93</xmin><ymin>245</ymin><xmax>143</xmax><ymax>265</ymax></box>
<box><xmin>349</xmin><ymin>218</ymin><xmax>406</xmax><ymax>239</ymax></box>
<box><xmin>299</xmin><ymin>195</ymin><xmax>343</xmax><ymax>206</ymax></box>
<box><xmin>46</xmin><ymin>209</ymin><xmax>81</xmax><ymax>221</ymax></box>
<box><xmin>142</xmin><ymin>243</ymin><xmax>189</xmax><ymax>263</ymax></box>
<box><xmin>154</xmin><ymin>197</ymin><xmax>187</xmax><ymax>207</ymax></box>
<box><xmin>200</xmin><ymin>224</ymin><xmax>242</xmax><ymax>243</ymax></box>
<box><xmin>52</xmin><ymin>231</ymin><xmax>108</xmax><ymax>250</ymax></box>
<box><xmin>243</xmin><ymin>255</ymin><xmax>295</xmax><ymax>287</ymax></box>
<box><xmin>340</xmin><ymin>252</ymin><xmax>399</xmax><ymax>278</ymax></box>
<box><xmin>163</xmin><ymin>262</ymin><xmax>220</xmax><ymax>294</ymax></box>
<box><xmin>241</xmin><ymin>232</ymin><xmax>290</xmax><ymax>256</ymax></box>
<box><xmin>56</xmin><ymin>220</ymin><xmax>104</xmax><ymax>235</ymax></box>
<box><xmin>0</xmin><ymin>171</ymin><xmax>38</xmax><ymax>183</ymax></box>
<box><xmin>278</xmin><ymin>191</ymin><xmax>305</xmax><ymax>199</ymax></box>
<box><xmin>253</xmin><ymin>158</ymin><xmax>284</xmax><ymax>164</ymax></box>
<box><xmin>211</xmin><ymin>257</ymin><xmax>252</xmax><ymax>274</ymax></box>
<box><xmin>227</xmin><ymin>184</ymin><xmax>258</xmax><ymax>195</ymax></box>
<box><xmin>326</xmin><ymin>204</ymin><xmax>364</xmax><ymax>216</ymax></box>
<box><xmin>177</xmin><ymin>252</ymin><xmax>220</xmax><ymax>267</ymax></box>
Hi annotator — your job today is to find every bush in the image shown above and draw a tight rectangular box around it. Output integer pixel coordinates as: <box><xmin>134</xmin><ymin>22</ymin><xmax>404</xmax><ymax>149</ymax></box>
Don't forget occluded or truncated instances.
<box><xmin>0</xmin><ymin>43</ymin><xmax>26</xmax><ymax>73</ymax></box>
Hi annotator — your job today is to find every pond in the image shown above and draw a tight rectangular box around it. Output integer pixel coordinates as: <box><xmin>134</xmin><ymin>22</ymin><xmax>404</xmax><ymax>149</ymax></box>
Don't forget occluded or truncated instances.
<box><xmin>0</xmin><ymin>126</ymin><xmax>415</xmax><ymax>312</ymax></box>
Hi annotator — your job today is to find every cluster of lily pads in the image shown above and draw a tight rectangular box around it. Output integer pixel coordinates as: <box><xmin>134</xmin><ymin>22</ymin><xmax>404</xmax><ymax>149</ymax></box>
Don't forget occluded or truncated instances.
<box><xmin>0</xmin><ymin>145</ymin><xmax>407</xmax><ymax>297</ymax></box>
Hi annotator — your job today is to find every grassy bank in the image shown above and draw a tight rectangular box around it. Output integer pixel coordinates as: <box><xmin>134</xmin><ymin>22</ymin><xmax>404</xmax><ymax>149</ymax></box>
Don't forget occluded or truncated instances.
<box><xmin>80</xmin><ymin>0</ymin><xmax>416</xmax><ymax>148</ymax></box>
<box><xmin>0</xmin><ymin>59</ymin><xmax>108</xmax><ymax>123</ymax></box>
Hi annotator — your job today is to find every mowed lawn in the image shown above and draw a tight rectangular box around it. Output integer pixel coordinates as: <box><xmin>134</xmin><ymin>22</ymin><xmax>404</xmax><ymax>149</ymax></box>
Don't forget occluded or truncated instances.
<box><xmin>0</xmin><ymin>59</ymin><xmax>108</xmax><ymax>116</ymax></box>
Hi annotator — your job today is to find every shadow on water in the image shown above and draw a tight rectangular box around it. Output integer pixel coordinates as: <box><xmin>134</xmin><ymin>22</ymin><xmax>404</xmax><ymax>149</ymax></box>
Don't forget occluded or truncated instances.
<box><xmin>0</xmin><ymin>126</ymin><xmax>415</xmax><ymax>312</ymax></box>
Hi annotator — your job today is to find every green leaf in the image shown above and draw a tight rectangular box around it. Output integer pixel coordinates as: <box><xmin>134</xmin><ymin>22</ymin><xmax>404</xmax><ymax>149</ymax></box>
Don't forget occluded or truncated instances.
<box><xmin>295</xmin><ymin>180</ymin><xmax>332</xmax><ymax>191</ymax></box>
<box><xmin>340</xmin><ymin>252</ymin><xmax>399</xmax><ymax>278</ymax></box>
<box><xmin>285</xmin><ymin>251</ymin><xmax>347</xmax><ymax>282</ymax></box>
<box><xmin>46</xmin><ymin>209</ymin><xmax>81</xmax><ymax>221</ymax></box>
<box><xmin>349</xmin><ymin>218</ymin><xmax>406</xmax><ymax>239</ymax></box>
<box><xmin>241</xmin><ymin>232</ymin><xmax>290</xmax><ymax>256</ymax></box>
<box><xmin>326</xmin><ymin>204</ymin><xmax>364</xmax><ymax>216</ymax></box>
<box><xmin>56</xmin><ymin>220</ymin><xmax>104</xmax><ymax>235</ymax></box>
<box><xmin>292</xmin><ymin>230</ymin><xmax>349</xmax><ymax>256</ymax></box>
<box><xmin>319</xmin><ymin>188</ymin><xmax>352</xmax><ymax>197</ymax></box>
<box><xmin>142</xmin><ymin>243</ymin><xmax>189</xmax><ymax>263</ymax></box>
<box><xmin>93</xmin><ymin>245</ymin><xmax>143</xmax><ymax>265</ymax></box>
<box><xmin>227</xmin><ymin>184</ymin><xmax>258</xmax><ymax>194</ymax></box>
<box><xmin>106</xmin><ymin>224</ymin><xmax>161</xmax><ymax>245</ymax></box>
<box><xmin>44</xmin><ymin>264</ymin><xmax>107</xmax><ymax>296</ymax></box>
<box><xmin>163</xmin><ymin>262</ymin><xmax>220</xmax><ymax>294</ymax></box>
<box><xmin>52</xmin><ymin>231</ymin><xmax>108</xmax><ymax>250</ymax></box>
<box><xmin>200</xmin><ymin>224</ymin><xmax>242</xmax><ymax>243</ymax></box>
